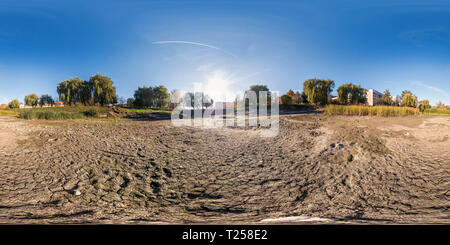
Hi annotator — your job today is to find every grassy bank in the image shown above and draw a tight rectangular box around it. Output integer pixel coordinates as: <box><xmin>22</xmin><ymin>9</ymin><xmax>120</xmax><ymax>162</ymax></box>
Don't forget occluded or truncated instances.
<box><xmin>424</xmin><ymin>108</ymin><xmax>450</xmax><ymax>115</ymax></box>
<box><xmin>0</xmin><ymin>110</ymin><xmax>19</xmax><ymax>116</ymax></box>
<box><xmin>114</xmin><ymin>107</ymin><xmax>172</xmax><ymax>114</ymax></box>
<box><xmin>324</xmin><ymin>105</ymin><xmax>420</xmax><ymax>116</ymax></box>
<box><xmin>17</xmin><ymin>106</ymin><xmax>109</xmax><ymax>120</ymax></box>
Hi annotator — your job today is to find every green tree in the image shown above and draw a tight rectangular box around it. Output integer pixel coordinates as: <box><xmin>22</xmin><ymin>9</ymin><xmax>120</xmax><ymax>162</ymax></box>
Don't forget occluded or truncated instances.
<box><xmin>418</xmin><ymin>100</ymin><xmax>431</xmax><ymax>112</ymax></box>
<box><xmin>127</xmin><ymin>98</ymin><xmax>135</xmax><ymax>107</ymax></box>
<box><xmin>89</xmin><ymin>74</ymin><xmax>116</xmax><ymax>106</ymax></box>
<box><xmin>280</xmin><ymin>94</ymin><xmax>292</xmax><ymax>105</ymax></box>
<box><xmin>57</xmin><ymin>80</ymin><xmax>69</xmax><ymax>105</ymax></box>
<box><xmin>57</xmin><ymin>77</ymin><xmax>84</xmax><ymax>105</ymax></box>
<box><xmin>247</xmin><ymin>84</ymin><xmax>271</xmax><ymax>105</ymax></box>
<box><xmin>301</xmin><ymin>91</ymin><xmax>308</xmax><ymax>104</ymax></box>
<box><xmin>79</xmin><ymin>81</ymin><xmax>93</xmax><ymax>105</ymax></box>
<box><xmin>302</xmin><ymin>78</ymin><xmax>335</xmax><ymax>106</ymax></box>
<box><xmin>401</xmin><ymin>90</ymin><xmax>417</xmax><ymax>107</ymax></box>
<box><xmin>24</xmin><ymin>93</ymin><xmax>39</xmax><ymax>107</ymax></box>
<box><xmin>39</xmin><ymin>94</ymin><xmax>54</xmax><ymax>107</ymax></box>
<box><xmin>382</xmin><ymin>89</ymin><xmax>393</xmax><ymax>105</ymax></box>
<box><xmin>8</xmin><ymin>99</ymin><xmax>20</xmax><ymax>109</ymax></box>
<box><xmin>133</xmin><ymin>86</ymin><xmax>154</xmax><ymax>108</ymax></box>
<box><xmin>152</xmin><ymin>86</ymin><xmax>171</xmax><ymax>108</ymax></box>
<box><xmin>337</xmin><ymin>83</ymin><xmax>366</xmax><ymax>105</ymax></box>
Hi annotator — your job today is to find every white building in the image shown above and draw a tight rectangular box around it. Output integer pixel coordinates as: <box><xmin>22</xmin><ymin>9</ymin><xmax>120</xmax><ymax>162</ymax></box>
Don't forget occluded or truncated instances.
<box><xmin>391</xmin><ymin>95</ymin><xmax>400</xmax><ymax>105</ymax></box>
<box><xmin>19</xmin><ymin>104</ymin><xmax>32</xmax><ymax>109</ymax></box>
<box><xmin>365</xmin><ymin>89</ymin><xmax>383</xmax><ymax>106</ymax></box>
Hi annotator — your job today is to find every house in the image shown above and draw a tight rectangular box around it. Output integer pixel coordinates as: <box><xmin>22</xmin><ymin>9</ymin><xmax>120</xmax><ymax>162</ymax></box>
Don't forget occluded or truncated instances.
<box><xmin>19</xmin><ymin>104</ymin><xmax>33</xmax><ymax>109</ymax></box>
<box><xmin>391</xmin><ymin>95</ymin><xmax>400</xmax><ymax>105</ymax></box>
<box><xmin>328</xmin><ymin>95</ymin><xmax>338</xmax><ymax>101</ymax></box>
<box><xmin>39</xmin><ymin>103</ymin><xmax>56</xmax><ymax>108</ymax></box>
<box><xmin>365</xmin><ymin>89</ymin><xmax>383</xmax><ymax>106</ymax></box>
<box><xmin>54</xmin><ymin>101</ymin><xmax>65</xmax><ymax>107</ymax></box>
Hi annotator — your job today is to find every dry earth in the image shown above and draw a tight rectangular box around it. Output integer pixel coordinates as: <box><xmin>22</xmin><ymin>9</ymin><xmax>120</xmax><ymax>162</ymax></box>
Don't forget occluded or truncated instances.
<box><xmin>0</xmin><ymin>115</ymin><xmax>448</xmax><ymax>224</ymax></box>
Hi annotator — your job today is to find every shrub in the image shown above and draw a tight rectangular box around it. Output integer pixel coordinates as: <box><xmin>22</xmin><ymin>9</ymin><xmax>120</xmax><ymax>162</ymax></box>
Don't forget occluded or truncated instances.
<box><xmin>84</xmin><ymin>108</ymin><xmax>100</xmax><ymax>117</ymax></box>
<box><xmin>418</xmin><ymin>100</ymin><xmax>431</xmax><ymax>112</ymax></box>
<box><xmin>280</xmin><ymin>95</ymin><xmax>292</xmax><ymax>105</ymax></box>
<box><xmin>8</xmin><ymin>99</ymin><xmax>20</xmax><ymax>109</ymax></box>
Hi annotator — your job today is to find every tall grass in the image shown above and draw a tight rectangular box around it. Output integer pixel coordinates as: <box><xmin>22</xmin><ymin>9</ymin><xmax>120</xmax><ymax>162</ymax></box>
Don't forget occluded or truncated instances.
<box><xmin>114</xmin><ymin>107</ymin><xmax>172</xmax><ymax>114</ymax></box>
<box><xmin>18</xmin><ymin>106</ymin><xmax>108</xmax><ymax>120</ymax></box>
<box><xmin>19</xmin><ymin>111</ymin><xmax>87</xmax><ymax>120</ymax></box>
<box><xmin>424</xmin><ymin>108</ymin><xmax>450</xmax><ymax>115</ymax></box>
<box><xmin>18</xmin><ymin>106</ymin><xmax>109</xmax><ymax>114</ymax></box>
<box><xmin>324</xmin><ymin>105</ymin><xmax>420</xmax><ymax>116</ymax></box>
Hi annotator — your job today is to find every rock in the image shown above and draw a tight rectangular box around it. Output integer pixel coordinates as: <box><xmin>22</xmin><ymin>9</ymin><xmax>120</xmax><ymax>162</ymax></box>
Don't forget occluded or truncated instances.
<box><xmin>347</xmin><ymin>154</ymin><xmax>354</xmax><ymax>162</ymax></box>
<box><xmin>74</xmin><ymin>190</ymin><xmax>81</xmax><ymax>196</ymax></box>
<box><xmin>163</xmin><ymin>168</ymin><xmax>172</xmax><ymax>177</ymax></box>
<box><xmin>257</xmin><ymin>160</ymin><xmax>264</xmax><ymax>168</ymax></box>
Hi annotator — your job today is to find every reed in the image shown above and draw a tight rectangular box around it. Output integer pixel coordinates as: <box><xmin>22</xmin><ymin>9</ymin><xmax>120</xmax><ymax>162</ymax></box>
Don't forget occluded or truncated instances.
<box><xmin>17</xmin><ymin>106</ymin><xmax>108</xmax><ymax>120</ymax></box>
<box><xmin>423</xmin><ymin>108</ymin><xmax>450</xmax><ymax>115</ymax></box>
<box><xmin>324</xmin><ymin>105</ymin><xmax>420</xmax><ymax>116</ymax></box>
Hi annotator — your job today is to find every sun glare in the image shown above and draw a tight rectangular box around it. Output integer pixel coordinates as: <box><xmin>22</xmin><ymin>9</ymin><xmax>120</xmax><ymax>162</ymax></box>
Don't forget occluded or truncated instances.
<box><xmin>195</xmin><ymin>70</ymin><xmax>237</xmax><ymax>102</ymax></box>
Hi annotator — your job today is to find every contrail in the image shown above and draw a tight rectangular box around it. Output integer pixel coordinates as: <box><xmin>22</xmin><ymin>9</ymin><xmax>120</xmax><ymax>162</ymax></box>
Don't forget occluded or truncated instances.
<box><xmin>233</xmin><ymin>69</ymin><xmax>272</xmax><ymax>83</ymax></box>
<box><xmin>152</xmin><ymin>40</ymin><xmax>238</xmax><ymax>59</ymax></box>
<box><xmin>412</xmin><ymin>81</ymin><xmax>449</xmax><ymax>97</ymax></box>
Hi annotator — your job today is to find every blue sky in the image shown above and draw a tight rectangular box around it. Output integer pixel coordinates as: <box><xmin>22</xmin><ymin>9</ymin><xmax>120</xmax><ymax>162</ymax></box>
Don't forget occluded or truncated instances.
<box><xmin>0</xmin><ymin>0</ymin><xmax>449</xmax><ymax>105</ymax></box>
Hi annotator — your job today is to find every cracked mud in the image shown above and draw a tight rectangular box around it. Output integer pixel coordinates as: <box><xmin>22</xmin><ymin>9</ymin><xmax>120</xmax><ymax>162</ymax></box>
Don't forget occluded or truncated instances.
<box><xmin>0</xmin><ymin>115</ymin><xmax>448</xmax><ymax>224</ymax></box>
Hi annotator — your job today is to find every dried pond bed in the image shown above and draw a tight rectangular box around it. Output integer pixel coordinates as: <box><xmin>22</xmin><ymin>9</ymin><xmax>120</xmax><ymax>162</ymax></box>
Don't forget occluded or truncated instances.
<box><xmin>0</xmin><ymin>115</ymin><xmax>448</xmax><ymax>224</ymax></box>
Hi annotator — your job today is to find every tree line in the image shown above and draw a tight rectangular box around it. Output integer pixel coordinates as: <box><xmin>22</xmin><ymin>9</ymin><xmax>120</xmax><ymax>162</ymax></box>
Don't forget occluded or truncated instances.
<box><xmin>57</xmin><ymin>74</ymin><xmax>117</xmax><ymax>106</ymax></box>
<box><xmin>279</xmin><ymin>78</ymin><xmax>432</xmax><ymax>111</ymax></box>
<box><xmin>6</xmin><ymin>73</ymin><xmax>117</xmax><ymax>109</ymax></box>
<box><xmin>128</xmin><ymin>85</ymin><xmax>171</xmax><ymax>108</ymax></box>
<box><xmin>7</xmin><ymin>94</ymin><xmax>55</xmax><ymax>109</ymax></box>
<box><xmin>3</xmin><ymin>75</ymin><xmax>442</xmax><ymax>111</ymax></box>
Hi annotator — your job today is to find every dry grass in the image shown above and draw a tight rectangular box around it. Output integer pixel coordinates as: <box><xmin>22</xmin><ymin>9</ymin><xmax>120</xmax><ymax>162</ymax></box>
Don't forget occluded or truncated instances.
<box><xmin>324</xmin><ymin>105</ymin><xmax>420</xmax><ymax>116</ymax></box>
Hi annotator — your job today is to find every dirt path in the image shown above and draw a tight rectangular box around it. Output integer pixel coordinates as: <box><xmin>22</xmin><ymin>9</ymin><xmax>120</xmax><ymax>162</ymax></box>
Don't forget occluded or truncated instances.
<box><xmin>0</xmin><ymin>115</ymin><xmax>448</xmax><ymax>224</ymax></box>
